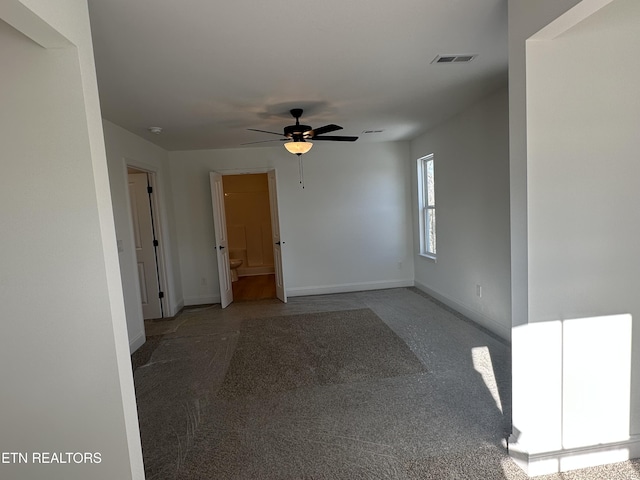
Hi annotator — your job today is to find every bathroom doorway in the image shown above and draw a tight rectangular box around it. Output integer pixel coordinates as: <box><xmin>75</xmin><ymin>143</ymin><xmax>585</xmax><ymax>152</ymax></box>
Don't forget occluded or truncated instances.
<box><xmin>210</xmin><ymin>169</ymin><xmax>286</xmax><ymax>306</ymax></box>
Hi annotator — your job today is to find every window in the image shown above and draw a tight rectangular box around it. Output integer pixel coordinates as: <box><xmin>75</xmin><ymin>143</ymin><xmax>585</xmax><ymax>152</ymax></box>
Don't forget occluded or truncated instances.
<box><xmin>417</xmin><ymin>154</ymin><xmax>436</xmax><ymax>258</ymax></box>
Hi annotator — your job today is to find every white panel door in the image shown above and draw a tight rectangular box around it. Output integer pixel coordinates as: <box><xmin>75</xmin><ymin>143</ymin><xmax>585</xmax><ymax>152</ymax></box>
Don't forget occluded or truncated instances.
<box><xmin>128</xmin><ymin>173</ymin><xmax>162</xmax><ymax>319</ymax></box>
<box><xmin>209</xmin><ymin>172</ymin><xmax>233</xmax><ymax>308</ymax></box>
<box><xmin>268</xmin><ymin>170</ymin><xmax>287</xmax><ymax>303</ymax></box>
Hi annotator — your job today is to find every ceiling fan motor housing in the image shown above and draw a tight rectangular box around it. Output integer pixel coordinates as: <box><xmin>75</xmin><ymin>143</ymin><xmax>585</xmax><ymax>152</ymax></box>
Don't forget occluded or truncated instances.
<box><xmin>285</xmin><ymin>108</ymin><xmax>311</xmax><ymax>140</ymax></box>
<box><xmin>284</xmin><ymin>124</ymin><xmax>312</xmax><ymax>140</ymax></box>
<box><xmin>246</xmin><ymin>107</ymin><xmax>357</xmax><ymax>144</ymax></box>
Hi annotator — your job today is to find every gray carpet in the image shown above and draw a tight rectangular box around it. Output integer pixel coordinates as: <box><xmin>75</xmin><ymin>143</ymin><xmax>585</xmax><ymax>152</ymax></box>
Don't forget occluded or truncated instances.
<box><xmin>132</xmin><ymin>288</ymin><xmax>640</xmax><ymax>479</ymax></box>
<box><xmin>219</xmin><ymin>308</ymin><xmax>426</xmax><ymax>398</ymax></box>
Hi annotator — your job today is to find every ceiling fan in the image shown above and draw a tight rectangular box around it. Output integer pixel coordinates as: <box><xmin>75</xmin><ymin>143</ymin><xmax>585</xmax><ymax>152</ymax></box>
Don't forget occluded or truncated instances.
<box><xmin>245</xmin><ymin>108</ymin><xmax>358</xmax><ymax>156</ymax></box>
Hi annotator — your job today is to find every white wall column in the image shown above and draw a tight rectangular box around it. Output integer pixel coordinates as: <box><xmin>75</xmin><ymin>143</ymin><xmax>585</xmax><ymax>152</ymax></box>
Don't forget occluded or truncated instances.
<box><xmin>0</xmin><ymin>1</ymin><xmax>144</xmax><ymax>478</ymax></box>
<box><xmin>508</xmin><ymin>0</ymin><xmax>640</xmax><ymax>474</ymax></box>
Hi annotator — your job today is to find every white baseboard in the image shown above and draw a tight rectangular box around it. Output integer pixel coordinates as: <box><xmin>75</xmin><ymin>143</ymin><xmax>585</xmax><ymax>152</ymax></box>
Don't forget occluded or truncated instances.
<box><xmin>184</xmin><ymin>294</ymin><xmax>220</xmax><ymax>306</ymax></box>
<box><xmin>183</xmin><ymin>280</ymin><xmax>412</xmax><ymax>306</ymax></box>
<box><xmin>170</xmin><ymin>299</ymin><xmax>184</xmax><ymax>316</ymax></box>
<box><xmin>413</xmin><ymin>280</ymin><xmax>510</xmax><ymax>341</ymax></box>
<box><xmin>287</xmin><ymin>279</ymin><xmax>414</xmax><ymax>297</ymax></box>
<box><xmin>509</xmin><ymin>434</ymin><xmax>640</xmax><ymax>476</ymax></box>
<box><xmin>129</xmin><ymin>331</ymin><xmax>146</xmax><ymax>353</ymax></box>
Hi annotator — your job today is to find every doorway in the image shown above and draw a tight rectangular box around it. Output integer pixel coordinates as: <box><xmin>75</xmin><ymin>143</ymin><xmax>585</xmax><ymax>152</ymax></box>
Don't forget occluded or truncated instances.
<box><xmin>127</xmin><ymin>166</ymin><xmax>166</xmax><ymax>319</ymax></box>
<box><xmin>223</xmin><ymin>173</ymin><xmax>276</xmax><ymax>301</ymax></box>
<box><xmin>210</xmin><ymin>169</ymin><xmax>286</xmax><ymax>306</ymax></box>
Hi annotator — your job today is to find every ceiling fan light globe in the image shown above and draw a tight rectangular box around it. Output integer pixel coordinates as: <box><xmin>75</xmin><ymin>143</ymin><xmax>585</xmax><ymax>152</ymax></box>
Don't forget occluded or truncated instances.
<box><xmin>284</xmin><ymin>141</ymin><xmax>313</xmax><ymax>155</ymax></box>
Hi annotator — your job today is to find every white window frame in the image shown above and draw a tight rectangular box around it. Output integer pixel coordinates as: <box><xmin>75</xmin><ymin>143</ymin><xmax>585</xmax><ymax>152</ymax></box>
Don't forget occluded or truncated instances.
<box><xmin>417</xmin><ymin>154</ymin><xmax>436</xmax><ymax>259</ymax></box>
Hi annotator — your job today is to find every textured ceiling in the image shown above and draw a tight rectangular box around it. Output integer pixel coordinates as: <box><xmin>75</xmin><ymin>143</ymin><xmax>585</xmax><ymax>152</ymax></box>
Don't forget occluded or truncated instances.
<box><xmin>88</xmin><ymin>0</ymin><xmax>507</xmax><ymax>151</ymax></box>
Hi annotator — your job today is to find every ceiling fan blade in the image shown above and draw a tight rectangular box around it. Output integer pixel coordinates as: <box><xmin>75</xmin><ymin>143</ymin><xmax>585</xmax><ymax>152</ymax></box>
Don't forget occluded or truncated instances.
<box><xmin>312</xmin><ymin>135</ymin><xmax>358</xmax><ymax>142</ymax></box>
<box><xmin>307</xmin><ymin>124</ymin><xmax>343</xmax><ymax>137</ymax></box>
<box><xmin>241</xmin><ymin>138</ymin><xmax>287</xmax><ymax>145</ymax></box>
<box><xmin>248</xmin><ymin>128</ymin><xmax>286</xmax><ymax>136</ymax></box>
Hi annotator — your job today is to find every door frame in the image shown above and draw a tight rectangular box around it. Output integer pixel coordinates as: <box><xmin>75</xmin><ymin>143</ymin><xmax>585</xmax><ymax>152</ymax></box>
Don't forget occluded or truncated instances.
<box><xmin>210</xmin><ymin>167</ymin><xmax>287</xmax><ymax>303</ymax></box>
<box><xmin>210</xmin><ymin>172</ymin><xmax>233</xmax><ymax>308</ymax></box>
<box><xmin>123</xmin><ymin>159</ymin><xmax>172</xmax><ymax>317</ymax></box>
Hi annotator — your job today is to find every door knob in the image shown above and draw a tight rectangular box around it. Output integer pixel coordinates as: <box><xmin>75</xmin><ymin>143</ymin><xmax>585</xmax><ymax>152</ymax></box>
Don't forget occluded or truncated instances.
<box><xmin>219</xmin><ymin>245</ymin><xmax>225</xmax><ymax>250</ymax></box>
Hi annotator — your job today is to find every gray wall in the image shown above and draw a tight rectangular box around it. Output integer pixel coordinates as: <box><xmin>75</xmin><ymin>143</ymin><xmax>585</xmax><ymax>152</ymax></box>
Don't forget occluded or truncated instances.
<box><xmin>411</xmin><ymin>88</ymin><xmax>511</xmax><ymax>339</ymax></box>
<box><xmin>527</xmin><ymin>0</ymin><xmax>640</xmax><ymax>444</ymax></box>
<box><xmin>104</xmin><ymin>120</ymin><xmax>183</xmax><ymax>350</ymax></box>
<box><xmin>0</xmin><ymin>1</ymin><xmax>143</xmax><ymax>478</ymax></box>
<box><xmin>509</xmin><ymin>0</ymin><xmax>640</xmax><ymax>474</ymax></box>
<box><xmin>508</xmin><ymin>0</ymin><xmax>583</xmax><ymax>329</ymax></box>
<box><xmin>168</xmin><ymin>142</ymin><xmax>415</xmax><ymax>305</ymax></box>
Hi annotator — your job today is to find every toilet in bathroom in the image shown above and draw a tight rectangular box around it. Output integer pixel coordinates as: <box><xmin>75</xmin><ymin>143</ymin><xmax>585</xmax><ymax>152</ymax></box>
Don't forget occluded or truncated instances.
<box><xmin>229</xmin><ymin>258</ymin><xmax>243</xmax><ymax>282</ymax></box>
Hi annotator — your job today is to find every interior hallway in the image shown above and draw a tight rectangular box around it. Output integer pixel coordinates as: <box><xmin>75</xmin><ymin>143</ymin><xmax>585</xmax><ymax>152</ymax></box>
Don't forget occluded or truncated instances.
<box><xmin>133</xmin><ymin>288</ymin><xmax>640</xmax><ymax>479</ymax></box>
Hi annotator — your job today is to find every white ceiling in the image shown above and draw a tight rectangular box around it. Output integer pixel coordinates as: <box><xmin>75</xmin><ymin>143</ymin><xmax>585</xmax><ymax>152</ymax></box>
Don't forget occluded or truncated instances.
<box><xmin>87</xmin><ymin>0</ymin><xmax>507</xmax><ymax>151</ymax></box>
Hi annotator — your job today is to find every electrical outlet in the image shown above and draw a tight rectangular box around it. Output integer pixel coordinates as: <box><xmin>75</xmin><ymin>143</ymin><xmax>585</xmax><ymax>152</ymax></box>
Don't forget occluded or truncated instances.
<box><xmin>476</xmin><ymin>284</ymin><xmax>482</xmax><ymax>298</ymax></box>
<box><xmin>397</xmin><ymin>261</ymin><xmax>403</xmax><ymax>269</ymax></box>
<box><xmin>201</xmin><ymin>277</ymin><xmax>207</xmax><ymax>286</ymax></box>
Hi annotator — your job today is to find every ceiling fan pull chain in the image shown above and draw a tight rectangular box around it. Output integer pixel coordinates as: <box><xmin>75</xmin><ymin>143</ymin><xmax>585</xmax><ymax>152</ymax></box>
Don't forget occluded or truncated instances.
<box><xmin>298</xmin><ymin>154</ymin><xmax>305</xmax><ymax>189</ymax></box>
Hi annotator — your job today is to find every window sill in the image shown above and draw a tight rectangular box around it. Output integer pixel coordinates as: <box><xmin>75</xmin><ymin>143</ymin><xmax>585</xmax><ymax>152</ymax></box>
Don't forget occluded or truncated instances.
<box><xmin>419</xmin><ymin>253</ymin><xmax>437</xmax><ymax>263</ymax></box>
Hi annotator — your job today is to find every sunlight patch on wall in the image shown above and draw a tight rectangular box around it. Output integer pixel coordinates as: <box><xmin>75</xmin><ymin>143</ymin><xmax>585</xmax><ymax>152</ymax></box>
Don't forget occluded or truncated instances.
<box><xmin>510</xmin><ymin>314</ymin><xmax>633</xmax><ymax>475</ymax></box>
<box><xmin>562</xmin><ymin>313</ymin><xmax>632</xmax><ymax>449</ymax></box>
<box><xmin>511</xmin><ymin>321</ymin><xmax>563</xmax><ymax>454</ymax></box>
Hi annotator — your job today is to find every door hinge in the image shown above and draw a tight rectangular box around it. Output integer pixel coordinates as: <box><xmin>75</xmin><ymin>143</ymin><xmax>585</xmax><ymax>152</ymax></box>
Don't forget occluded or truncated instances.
<box><xmin>147</xmin><ymin>186</ymin><xmax>153</xmax><ymax>194</ymax></box>
<box><xmin>153</xmin><ymin>239</ymin><xmax>159</xmax><ymax>247</ymax></box>
<box><xmin>158</xmin><ymin>291</ymin><xmax>164</xmax><ymax>299</ymax></box>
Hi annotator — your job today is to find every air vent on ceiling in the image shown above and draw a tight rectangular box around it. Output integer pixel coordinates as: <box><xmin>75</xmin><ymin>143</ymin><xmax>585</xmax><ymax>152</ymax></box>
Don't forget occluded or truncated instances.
<box><xmin>362</xmin><ymin>129</ymin><xmax>384</xmax><ymax>134</ymax></box>
<box><xmin>431</xmin><ymin>54</ymin><xmax>477</xmax><ymax>64</ymax></box>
